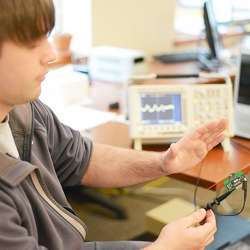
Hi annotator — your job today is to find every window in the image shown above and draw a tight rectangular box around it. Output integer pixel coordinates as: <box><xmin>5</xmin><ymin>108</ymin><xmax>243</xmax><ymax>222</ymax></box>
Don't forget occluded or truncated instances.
<box><xmin>175</xmin><ymin>0</ymin><xmax>250</xmax><ymax>36</ymax></box>
<box><xmin>53</xmin><ymin>0</ymin><xmax>92</xmax><ymax>54</ymax></box>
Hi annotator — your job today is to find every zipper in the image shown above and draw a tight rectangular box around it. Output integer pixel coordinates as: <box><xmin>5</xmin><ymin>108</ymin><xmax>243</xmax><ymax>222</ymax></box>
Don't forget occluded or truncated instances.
<box><xmin>30</xmin><ymin>171</ymin><xmax>87</xmax><ymax>240</ymax></box>
<box><xmin>27</xmin><ymin>103</ymin><xmax>87</xmax><ymax>240</ymax></box>
<box><xmin>26</xmin><ymin>103</ymin><xmax>34</xmax><ymax>163</ymax></box>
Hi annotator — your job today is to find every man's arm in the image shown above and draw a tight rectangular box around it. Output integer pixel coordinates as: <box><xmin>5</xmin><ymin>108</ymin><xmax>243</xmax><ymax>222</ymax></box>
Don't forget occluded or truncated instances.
<box><xmin>81</xmin><ymin>118</ymin><xmax>227</xmax><ymax>187</ymax></box>
<box><xmin>81</xmin><ymin>143</ymin><xmax>165</xmax><ymax>187</ymax></box>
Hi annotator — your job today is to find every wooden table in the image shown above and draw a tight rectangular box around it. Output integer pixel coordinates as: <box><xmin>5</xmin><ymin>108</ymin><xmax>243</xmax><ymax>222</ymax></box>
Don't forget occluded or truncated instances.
<box><xmin>89</xmin><ymin>60</ymin><xmax>250</xmax><ymax>191</ymax></box>
<box><xmin>90</xmin><ymin>122</ymin><xmax>250</xmax><ymax>191</ymax></box>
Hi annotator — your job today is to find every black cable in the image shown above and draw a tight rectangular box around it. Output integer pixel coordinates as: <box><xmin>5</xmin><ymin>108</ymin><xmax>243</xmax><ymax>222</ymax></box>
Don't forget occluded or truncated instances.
<box><xmin>156</xmin><ymin>74</ymin><xmax>199</xmax><ymax>79</ymax></box>
<box><xmin>194</xmin><ymin>163</ymin><xmax>247</xmax><ymax>216</ymax></box>
<box><xmin>215</xmin><ymin>180</ymin><xmax>247</xmax><ymax>216</ymax></box>
<box><xmin>193</xmin><ymin>161</ymin><xmax>204</xmax><ymax>209</ymax></box>
<box><xmin>206</xmin><ymin>189</ymin><xmax>235</xmax><ymax>210</ymax></box>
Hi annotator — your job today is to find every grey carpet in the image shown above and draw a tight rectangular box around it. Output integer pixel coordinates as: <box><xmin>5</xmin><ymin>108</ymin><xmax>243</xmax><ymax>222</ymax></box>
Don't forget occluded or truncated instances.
<box><xmin>66</xmin><ymin>174</ymin><xmax>250</xmax><ymax>242</ymax></box>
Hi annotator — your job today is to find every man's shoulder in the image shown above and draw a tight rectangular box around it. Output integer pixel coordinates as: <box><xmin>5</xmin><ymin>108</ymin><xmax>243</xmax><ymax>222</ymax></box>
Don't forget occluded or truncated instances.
<box><xmin>32</xmin><ymin>99</ymin><xmax>51</xmax><ymax>117</ymax></box>
<box><xmin>9</xmin><ymin>100</ymin><xmax>48</xmax><ymax>122</ymax></box>
<box><xmin>9</xmin><ymin>102</ymin><xmax>33</xmax><ymax>133</ymax></box>
<box><xmin>9</xmin><ymin>100</ymin><xmax>57</xmax><ymax>135</ymax></box>
<box><xmin>32</xmin><ymin>99</ymin><xmax>58</xmax><ymax>125</ymax></box>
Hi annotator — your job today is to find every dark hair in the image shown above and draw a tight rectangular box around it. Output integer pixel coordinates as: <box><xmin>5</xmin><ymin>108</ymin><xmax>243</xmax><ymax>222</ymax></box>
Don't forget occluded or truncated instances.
<box><xmin>0</xmin><ymin>0</ymin><xmax>55</xmax><ymax>46</ymax></box>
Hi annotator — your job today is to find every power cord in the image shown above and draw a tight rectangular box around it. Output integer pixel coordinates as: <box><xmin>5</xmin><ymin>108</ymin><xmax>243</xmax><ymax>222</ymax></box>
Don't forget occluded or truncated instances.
<box><xmin>193</xmin><ymin>161</ymin><xmax>204</xmax><ymax>209</ymax></box>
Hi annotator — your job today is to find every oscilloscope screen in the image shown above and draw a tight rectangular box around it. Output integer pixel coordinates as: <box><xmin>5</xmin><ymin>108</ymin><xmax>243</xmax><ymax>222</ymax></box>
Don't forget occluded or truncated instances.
<box><xmin>140</xmin><ymin>93</ymin><xmax>182</xmax><ymax>125</ymax></box>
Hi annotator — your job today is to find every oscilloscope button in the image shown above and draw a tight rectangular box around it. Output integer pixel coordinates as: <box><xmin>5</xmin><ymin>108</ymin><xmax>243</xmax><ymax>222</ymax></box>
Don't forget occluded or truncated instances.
<box><xmin>165</xmin><ymin>126</ymin><xmax>170</xmax><ymax>131</ymax></box>
<box><xmin>162</xmin><ymin>126</ymin><xmax>168</xmax><ymax>132</ymax></box>
<box><xmin>176</xmin><ymin>125</ymin><xmax>183</xmax><ymax>131</ymax></box>
<box><xmin>137</xmin><ymin>127</ymin><xmax>144</xmax><ymax>134</ymax></box>
<box><xmin>163</xmin><ymin>126</ymin><xmax>169</xmax><ymax>131</ymax></box>
<box><xmin>148</xmin><ymin>126</ymin><xmax>153</xmax><ymax>131</ymax></box>
<box><xmin>157</xmin><ymin>126</ymin><xmax>162</xmax><ymax>131</ymax></box>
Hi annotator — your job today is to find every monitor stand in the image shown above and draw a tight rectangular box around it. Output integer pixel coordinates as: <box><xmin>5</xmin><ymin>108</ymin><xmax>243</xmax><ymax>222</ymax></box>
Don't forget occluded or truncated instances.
<box><xmin>197</xmin><ymin>53</ymin><xmax>222</xmax><ymax>72</ymax></box>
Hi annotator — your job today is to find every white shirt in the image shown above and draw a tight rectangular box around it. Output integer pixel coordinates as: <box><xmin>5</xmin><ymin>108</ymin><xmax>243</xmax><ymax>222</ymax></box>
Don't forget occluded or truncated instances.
<box><xmin>0</xmin><ymin>115</ymin><xmax>19</xmax><ymax>158</ymax></box>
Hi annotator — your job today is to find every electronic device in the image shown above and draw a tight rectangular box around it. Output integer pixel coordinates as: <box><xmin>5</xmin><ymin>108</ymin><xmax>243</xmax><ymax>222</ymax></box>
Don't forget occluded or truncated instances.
<box><xmin>154</xmin><ymin>51</ymin><xmax>200</xmax><ymax>63</ymax></box>
<box><xmin>154</xmin><ymin>0</ymin><xmax>222</xmax><ymax>72</ymax></box>
<box><xmin>205</xmin><ymin>171</ymin><xmax>247</xmax><ymax>213</ymax></box>
<box><xmin>234</xmin><ymin>52</ymin><xmax>250</xmax><ymax>139</ymax></box>
<box><xmin>203</xmin><ymin>0</ymin><xmax>222</xmax><ymax>61</ymax></box>
<box><xmin>88</xmin><ymin>46</ymin><xmax>146</xmax><ymax>83</ymax></box>
<box><xmin>128</xmin><ymin>77</ymin><xmax>233</xmax><ymax>150</ymax></box>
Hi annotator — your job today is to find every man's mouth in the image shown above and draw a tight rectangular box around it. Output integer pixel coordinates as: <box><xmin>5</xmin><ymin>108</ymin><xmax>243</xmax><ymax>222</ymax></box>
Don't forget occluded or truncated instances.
<box><xmin>37</xmin><ymin>72</ymin><xmax>47</xmax><ymax>82</ymax></box>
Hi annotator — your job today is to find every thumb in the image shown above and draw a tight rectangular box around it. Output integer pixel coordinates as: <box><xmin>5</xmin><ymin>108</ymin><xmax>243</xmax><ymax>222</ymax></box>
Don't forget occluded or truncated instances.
<box><xmin>183</xmin><ymin>209</ymin><xmax>207</xmax><ymax>227</ymax></box>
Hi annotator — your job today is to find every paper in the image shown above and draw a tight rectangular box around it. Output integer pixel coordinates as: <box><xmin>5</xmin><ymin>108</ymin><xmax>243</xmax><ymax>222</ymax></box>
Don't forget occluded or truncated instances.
<box><xmin>57</xmin><ymin>105</ymin><xmax>117</xmax><ymax>132</ymax></box>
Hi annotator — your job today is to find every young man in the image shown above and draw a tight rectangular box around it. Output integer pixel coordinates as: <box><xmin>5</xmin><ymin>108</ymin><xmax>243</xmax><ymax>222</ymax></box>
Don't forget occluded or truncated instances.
<box><xmin>0</xmin><ymin>0</ymin><xmax>226</xmax><ymax>249</ymax></box>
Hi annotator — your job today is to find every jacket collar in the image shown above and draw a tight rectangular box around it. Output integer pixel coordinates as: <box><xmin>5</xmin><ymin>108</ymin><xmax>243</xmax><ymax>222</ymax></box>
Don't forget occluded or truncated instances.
<box><xmin>0</xmin><ymin>153</ymin><xmax>36</xmax><ymax>187</ymax></box>
<box><xmin>0</xmin><ymin>103</ymin><xmax>36</xmax><ymax>187</ymax></box>
<box><xmin>9</xmin><ymin>103</ymin><xmax>33</xmax><ymax>161</ymax></box>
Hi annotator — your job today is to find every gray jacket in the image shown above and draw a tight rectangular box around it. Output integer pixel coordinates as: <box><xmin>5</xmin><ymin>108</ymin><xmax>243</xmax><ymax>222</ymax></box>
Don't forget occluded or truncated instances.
<box><xmin>0</xmin><ymin>100</ymin><xmax>148</xmax><ymax>250</ymax></box>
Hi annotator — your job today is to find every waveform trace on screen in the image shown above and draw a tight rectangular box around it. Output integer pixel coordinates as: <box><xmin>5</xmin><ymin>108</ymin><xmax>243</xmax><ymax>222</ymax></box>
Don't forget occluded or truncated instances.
<box><xmin>141</xmin><ymin>104</ymin><xmax>175</xmax><ymax>113</ymax></box>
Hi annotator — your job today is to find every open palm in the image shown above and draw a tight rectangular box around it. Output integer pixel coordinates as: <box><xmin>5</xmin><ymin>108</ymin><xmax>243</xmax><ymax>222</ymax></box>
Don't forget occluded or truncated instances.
<box><xmin>162</xmin><ymin>118</ymin><xmax>228</xmax><ymax>175</ymax></box>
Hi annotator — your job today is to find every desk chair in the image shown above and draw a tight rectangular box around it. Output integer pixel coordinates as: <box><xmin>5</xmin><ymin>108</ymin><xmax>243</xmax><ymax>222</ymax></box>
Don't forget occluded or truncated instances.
<box><xmin>64</xmin><ymin>186</ymin><xmax>127</xmax><ymax>219</ymax></box>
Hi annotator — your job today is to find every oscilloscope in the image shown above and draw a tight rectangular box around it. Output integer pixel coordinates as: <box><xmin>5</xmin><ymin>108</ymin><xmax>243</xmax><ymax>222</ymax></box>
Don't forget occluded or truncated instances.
<box><xmin>128</xmin><ymin>77</ymin><xmax>233</xmax><ymax>150</ymax></box>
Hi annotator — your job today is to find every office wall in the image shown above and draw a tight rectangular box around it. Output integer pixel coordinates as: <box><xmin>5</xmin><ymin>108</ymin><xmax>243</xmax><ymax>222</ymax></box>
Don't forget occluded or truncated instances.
<box><xmin>92</xmin><ymin>0</ymin><xmax>176</xmax><ymax>55</ymax></box>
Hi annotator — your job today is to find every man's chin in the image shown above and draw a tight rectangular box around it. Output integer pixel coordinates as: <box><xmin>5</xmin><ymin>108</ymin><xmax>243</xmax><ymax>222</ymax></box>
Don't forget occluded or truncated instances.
<box><xmin>23</xmin><ymin>89</ymin><xmax>41</xmax><ymax>103</ymax></box>
<box><xmin>29</xmin><ymin>94</ymin><xmax>40</xmax><ymax>102</ymax></box>
<box><xmin>31</xmin><ymin>87</ymin><xmax>42</xmax><ymax>101</ymax></box>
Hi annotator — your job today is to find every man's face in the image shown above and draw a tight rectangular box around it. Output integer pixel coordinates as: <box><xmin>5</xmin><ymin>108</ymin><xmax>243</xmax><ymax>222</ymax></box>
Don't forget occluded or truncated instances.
<box><xmin>0</xmin><ymin>36</ymin><xmax>56</xmax><ymax>107</ymax></box>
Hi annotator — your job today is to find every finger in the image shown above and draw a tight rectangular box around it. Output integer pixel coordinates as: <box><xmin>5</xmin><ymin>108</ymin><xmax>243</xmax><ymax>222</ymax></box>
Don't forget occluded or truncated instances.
<box><xmin>199</xmin><ymin>119</ymin><xmax>227</xmax><ymax>142</ymax></box>
<box><xmin>183</xmin><ymin>209</ymin><xmax>207</xmax><ymax>227</ymax></box>
<box><xmin>188</xmin><ymin>226</ymin><xmax>216</xmax><ymax>250</ymax></box>
<box><xmin>205</xmin><ymin>131</ymin><xmax>225</xmax><ymax>146</ymax></box>
<box><xmin>179</xmin><ymin>127</ymin><xmax>201</xmax><ymax>142</ymax></box>
<box><xmin>200</xmin><ymin>120</ymin><xmax>227</xmax><ymax>143</ymax></box>
<box><xmin>200</xmin><ymin>210</ymin><xmax>216</xmax><ymax>230</ymax></box>
<box><xmin>207</xmin><ymin>134</ymin><xmax>225</xmax><ymax>151</ymax></box>
<box><xmin>188</xmin><ymin>210</ymin><xmax>216</xmax><ymax>238</ymax></box>
<box><xmin>204</xmin><ymin>236</ymin><xmax>215</xmax><ymax>246</ymax></box>
<box><xmin>204</xmin><ymin>228</ymin><xmax>217</xmax><ymax>244</ymax></box>
<box><xmin>188</xmin><ymin>223</ymin><xmax>215</xmax><ymax>244</ymax></box>
<box><xmin>200</xmin><ymin>129</ymin><xmax>224</xmax><ymax>145</ymax></box>
<box><xmin>203</xmin><ymin>218</ymin><xmax>217</xmax><ymax>244</ymax></box>
<box><xmin>204</xmin><ymin>210</ymin><xmax>217</xmax><ymax>240</ymax></box>
<box><xmin>204</xmin><ymin>209</ymin><xmax>216</xmax><ymax>223</ymax></box>
<box><xmin>198</xmin><ymin>218</ymin><xmax>216</xmax><ymax>234</ymax></box>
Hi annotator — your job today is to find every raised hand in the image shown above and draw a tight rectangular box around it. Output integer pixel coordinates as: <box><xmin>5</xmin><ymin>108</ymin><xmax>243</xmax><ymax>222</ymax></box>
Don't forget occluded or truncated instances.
<box><xmin>161</xmin><ymin>118</ymin><xmax>228</xmax><ymax>175</ymax></box>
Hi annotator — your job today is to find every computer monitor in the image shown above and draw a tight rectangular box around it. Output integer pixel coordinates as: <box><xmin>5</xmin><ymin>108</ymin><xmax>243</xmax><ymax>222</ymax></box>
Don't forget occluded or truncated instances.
<box><xmin>203</xmin><ymin>0</ymin><xmax>222</xmax><ymax>60</ymax></box>
<box><xmin>234</xmin><ymin>52</ymin><xmax>250</xmax><ymax>139</ymax></box>
<box><xmin>236</xmin><ymin>54</ymin><xmax>250</xmax><ymax>105</ymax></box>
<box><xmin>154</xmin><ymin>0</ymin><xmax>222</xmax><ymax>69</ymax></box>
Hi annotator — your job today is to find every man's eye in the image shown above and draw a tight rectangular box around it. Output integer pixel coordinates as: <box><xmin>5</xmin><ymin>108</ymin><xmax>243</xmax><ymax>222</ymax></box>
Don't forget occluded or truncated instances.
<box><xmin>27</xmin><ymin>35</ymin><xmax>47</xmax><ymax>49</ymax></box>
<box><xmin>29</xmin><ymin>44</ymin><xmax>38</xmax><ymax>49</ymax></box>
<box><xmin>27</xmin><ymin>42</ymin><xmax>39</xmax><ymax>49</ymax></box>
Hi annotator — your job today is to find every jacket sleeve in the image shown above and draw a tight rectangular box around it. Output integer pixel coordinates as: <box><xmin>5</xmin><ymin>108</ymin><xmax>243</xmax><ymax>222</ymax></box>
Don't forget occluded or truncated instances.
<box><xmin>0</xmin><ymin>190</ymin><xmax>48</xmax><ymax>250</ymax></box>
<box><xmin>33</xmin><ymin>100</ymin><xmax>93</xmax><ymax>187</ymax></box>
